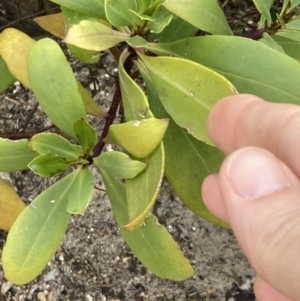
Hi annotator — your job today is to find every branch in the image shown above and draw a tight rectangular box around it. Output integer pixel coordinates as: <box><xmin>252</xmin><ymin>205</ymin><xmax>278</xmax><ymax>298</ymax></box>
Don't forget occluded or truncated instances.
<box><xmin>93</xmin><ymin>79</ymin><xmax>121</xmax><ymax>157</ymax></box>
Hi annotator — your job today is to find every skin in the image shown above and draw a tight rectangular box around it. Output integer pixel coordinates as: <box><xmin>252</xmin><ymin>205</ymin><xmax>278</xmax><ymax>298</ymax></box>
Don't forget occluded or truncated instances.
<box><xmin>202</xmin><ymin>94</ymin><xmax>300</xmax><ymax>301</ymax></box>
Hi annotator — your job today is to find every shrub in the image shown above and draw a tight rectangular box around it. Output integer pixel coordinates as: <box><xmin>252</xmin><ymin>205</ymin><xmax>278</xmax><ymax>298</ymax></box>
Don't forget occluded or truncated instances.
<box><xmin>1</xmin><ymin>0</ymin><xmax>300</xmax><ymax>285</ymax></box>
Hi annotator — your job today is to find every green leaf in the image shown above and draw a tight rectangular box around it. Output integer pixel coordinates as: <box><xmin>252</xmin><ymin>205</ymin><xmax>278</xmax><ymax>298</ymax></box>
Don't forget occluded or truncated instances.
<box><xmin>139</xmin><ymin>54</ymin><xmax>236</xmax><ymax>145</ymax></box>
<box><xmin>28</xmin><ymin>38</ymin><xmax>87</xmax><ymax>139</ymax></box>
<box><xmin>119</xmin><ymin>49</ymin><xmax>151</xmax><ymax>121</ymax></box>
<box><xmin>146</xmin><ymin>36</ymin><xmax>300</xmax><ymax>104</ymax></box>
<box><xmin>160</xmin><ymin>16</ymin><xmax>198</xmax><ymax>43</ymax></box>
<box><xmin>144</xmin><ymin>0</ymin><xmax>164</xmax><ymax>15</ymax></box>
<box><xmin>280</xmin><ymin>0</ymin><xmax>291</xmax><ymax>15</ymax></box>
<box><xmin>77</xmin><ymin>81</ymin><xmax>108</xmax><ymax>118</ymax></box>
<box><xmin>259</xmin><ymin>33</ymin><xmax>285</xmax><ymax>53</ymax></box>
<box><xmin>2</xmin><ymin>169</ymin><xmax>77</xmax><ymax>285</ymax></box>
<box><xmin>100</xmin><ymin>169</ymin><xmax>194</xmax><ymax>281</ymax></box>
<box><xmin>50</xmin><ymin>0</ymin><xmax>106</xmax><ymax>19</ymax></box>
<box><xmin>0</xmin><ymin>55</ymin><xmax>15</xmax><ymax>93</ymax></box>
<box><xmin>124</xmin><ymin>144</ymin><xmax>164</xmax><ymax>231</ymax></box>
<box><xmin>118</xmin><ymin>50</ymin><xmax>165</xmax><ymax>230</ymax></box>
<box><xmin>0</xmin><ymin>28</ymin><xmax>35</xmax><ymax>88</ymax></box>
<box><xmin>285</xmin><ymin>16</ymin><xmax>300</xmax><ymax>30</ymax></box>
<box><xmin>62</xmin><ymin>6</ymin><xmax>100</xmax><ymax>64</ymax></box>
<box><xmin>73</xmin><ymin>118</ymin><xmax>97</xmax><ymax>155</ymax></box>
<box><xmin>0</xmin><ymin>179</ymin><xmax>26</xmax><ymax>231</ymax></box>
<box><xmin>28</xmin><ymin>154</ymin><xmax>71</xmax><ymax>177</ymax></box>
<box><xmin>104</xmin><ymin>0</ymin><xmax>140</xmax><ymax>27</ymax></box>
<box><xmin>272</xmin><ymin>35</ymin><xmax>300</xmax><ymax>61</ymax></box>
<box><xmin>127</xmin><ymin>35</ymin><xmax>149</xmax><ymax>48</ymax></box>
<box><xmin>0</xmin><ymin>139</ymin><xmax>37</xmax><ymax>172</ymax></box>
<box><xmin>163</xmin><ymin>0</ymin><xmax>232</xmax><ymax>35</ymax></box>
<box><xmin>164</xmin><ymin>124</ymin><xmax>228</xmax><ymax>226</ymax></box>
<box><xmin>122</xmin><ymin>215</ymin><xmax>194</xmax><ymax>281</ymax></box>
<box><xmin>64</xmin><ymin>20</ymin><xmax>130</xmax><ymax>52</ymax></box>
<box><xmin>65</xmin><ymin>167</ymin><xmax>94</xmax><ymax>215</ymax></box>
<box><xmin>149</xmin><ymin>5</ymin><xmax>173</xmax><ymax>33</ymax></box>
<box><xmin>287</xmin><ymin>0</ymin><xmax>300</xmax><ymax>12</ymax></box>
<box><xmin>104</xmin><ymin>118</ymin><xmax>169</xmax><ymax>158</ymax></box>
<box><xmin>136</xmin><ymin>0</ymin><xmax>151</xmax><ymax>12</ymax></box>
<box><xmin>94</xmin><ymin>151</ymin><xmax>147</xmax><ymax>179</ymax></box>
<box><xmin>275</xmin><ymin>17</ymin><xmax>300</xmax><ymax>41</ymax></box>
<box><xmin>138</xmin><ymin>60</ymin><xmax>229</xmax><ymax>227</ymax></box>
<box><xmin>129</xmin><ymin>10</ymin><xmax>153</xmax><ymax>23</ymax></box>
<box><xmin>252</xmin><ymin>0</ymin><xmax>274</xmax><ymax>26</ymax></box>
<box><xmin>276</xmin><ymin>28</ymin><xmax>300</xmax><ymax>41</ymax></box>
<box><xmin>29</xmin><ymin>133</ymin><xmax>82</xmax><ymax>160</ymax></box>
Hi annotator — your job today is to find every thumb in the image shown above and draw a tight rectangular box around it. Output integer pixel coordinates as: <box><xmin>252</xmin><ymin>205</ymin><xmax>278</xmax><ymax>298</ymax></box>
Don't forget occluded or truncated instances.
<box><xmin>219</xmin><ymin>147</ymin><xmax>300</xmax><ymax>301</ymax></box>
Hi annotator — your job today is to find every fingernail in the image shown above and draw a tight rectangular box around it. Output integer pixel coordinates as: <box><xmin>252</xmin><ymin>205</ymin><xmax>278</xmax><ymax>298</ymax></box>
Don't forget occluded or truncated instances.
<box><xmin>226</xmin><ymin>148</ymin><xmax>292</xmax><ymax>200</ymax></box>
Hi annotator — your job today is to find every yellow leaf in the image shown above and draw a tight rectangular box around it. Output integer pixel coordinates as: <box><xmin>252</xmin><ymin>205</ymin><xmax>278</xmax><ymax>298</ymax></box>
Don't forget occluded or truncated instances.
<box><xmin>34</xmin><ymin>13</ymin><xmax>65</xmax><ymax>39</ymax></box>
<box><xmin>0</xmin><ymin>179</ymin><xmax>26</xmax><ymax>231</ymax></box>
<box><xmin>77</xmin><ymin>81</ymin><xmax>108</xmax><ymax>118</ymax></box>
<box><xmin>0</xmin><ymin>28</ymin><xmax>35</xmax><ymax>88</ymax></box>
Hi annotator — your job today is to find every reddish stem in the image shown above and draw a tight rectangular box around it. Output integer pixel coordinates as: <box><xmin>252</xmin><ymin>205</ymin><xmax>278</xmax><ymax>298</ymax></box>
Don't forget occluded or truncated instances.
<box><xmin>93</xmin><ymin>79</ymin><xmax>121</xmax><ymax>157</ymax></box>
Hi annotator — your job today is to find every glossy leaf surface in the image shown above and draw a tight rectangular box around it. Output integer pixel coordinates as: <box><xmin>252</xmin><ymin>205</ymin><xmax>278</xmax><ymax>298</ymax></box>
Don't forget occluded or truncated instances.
<box><xmin>104</xmin><ymin>118</ymin><xmax>169</xmax><ymax>158</ymax></box>
<box><xmin>0</xmin><ymin>56</ymin><xmax>15</xmax><ymax>93</ymax></box>
<box><xmin>65</xmin><ymin>20</ymin><xmax>130</xmax><ymax>52</ymax></box>
<box><xmin>50</xmin><ymin>0</ymin><xmax>106</xmax><ymax>19</ymax></box>
<box><xmin>2</xmin><ymin>169</ymin><xmax>81</xmax><ymax>284</ymax></box>
<box><xmin>30</xmin><ymin>133</ymin><xmax>82</xmax><ymax>160</ymax></box>
<box><xmin>100</xmin><ymin>169</ymin><xmax>194</xmax><ymax>281</ymax></box>
<box><xmin>0</xmin><ymin>139</ymin><xmax>37</xmax><ymax>172</ymax></box>
<box><xmin>140</xmin><ymin>54</ymin><xmax>236</xmax><ymax>145</ymax></box>
<box><xmin>28</xmin><ymin>38</ymin><xmax>87</xmax><ymax>139</ymax></box>
<box><xmin>65</xmin><ymin>167</ymin><xmax>94</xmax><ymax>215</ymax></box>
<box><xmin>138</xmin><ymin>61</ymin><xmax>228</xmax><ymax>227</ymax></box>
<box><xmin>94</xmin><ymin>152</ymin><xmax>147</xmax><ymax>179</ymax></box>
<box><xmin>0</xmin><ymin>28</ymin><xmax>35</xmax><ymax>88</ymax></box>
<box><xmin>0</xmin><ymin>179</ymin><xmax>26</xmax><ymax>231</ymax></box>
<box><xmin>163</xmin><ymin>0</ymin><xmax>232</xmax><ymax>35</ymax></box>
<box><xmin>33</xmin><ymin>13</ymin><xmax>65</xmax><ymax>39</ymax></box>
<box><xmin>62</xmin><ymin>7</ymin><xmax>100</xmax><ymax>64</ymax></box>
<box><xmin>28</xmin><ymin>154</ymin><xmax>71</xmax><ymax>177</ymax></box>
<box><xmin>73</xmin><ymin>118</ymin><xmax>97</xmax><ymax>155</ymax></box>
<box><xmin>147</xmin><ymin>36</ymin><xmax>300</xmax><ymax>104</ymax></box>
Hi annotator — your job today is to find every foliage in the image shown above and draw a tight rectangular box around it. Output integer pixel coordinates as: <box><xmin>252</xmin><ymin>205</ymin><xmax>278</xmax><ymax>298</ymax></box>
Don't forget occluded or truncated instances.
<box><xmin>1</xmin><ymin>0</ymin><xmax>300</xmax><ymax>285</ymax></box>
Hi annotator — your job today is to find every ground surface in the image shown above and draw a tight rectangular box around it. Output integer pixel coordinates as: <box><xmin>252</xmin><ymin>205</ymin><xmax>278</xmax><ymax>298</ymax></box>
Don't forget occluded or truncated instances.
<box><xmin>0</xmin><ymin>1</ymin><xmax>261</xmax><ymax>300</ymax></box>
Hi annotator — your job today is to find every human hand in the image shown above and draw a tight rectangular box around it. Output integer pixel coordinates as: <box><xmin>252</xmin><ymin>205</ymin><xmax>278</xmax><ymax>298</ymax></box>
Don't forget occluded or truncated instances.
<box><xmin>202</xmin><ymin>94</ymin><xmax>300</xmax><ymax>301</ymax></box>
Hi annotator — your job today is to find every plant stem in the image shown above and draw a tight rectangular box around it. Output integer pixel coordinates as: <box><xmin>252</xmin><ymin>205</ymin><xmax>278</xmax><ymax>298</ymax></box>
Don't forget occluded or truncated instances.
<box><xmin>238</xmin><ymin>29</ymin><xmax>266</xmax><ymax>40</ymax></box>
<box><xmin>93</xmin><ymin>79</ymin><xmax>121</xmax><ymax>157</ymax></box>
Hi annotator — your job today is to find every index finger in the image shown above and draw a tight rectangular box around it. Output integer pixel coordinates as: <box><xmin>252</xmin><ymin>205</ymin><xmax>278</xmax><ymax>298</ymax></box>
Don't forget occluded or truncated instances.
<box><xmin>208</xmin><ymin>94</ymin><xmax>300</xmax><ymax>178</ymax></box>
